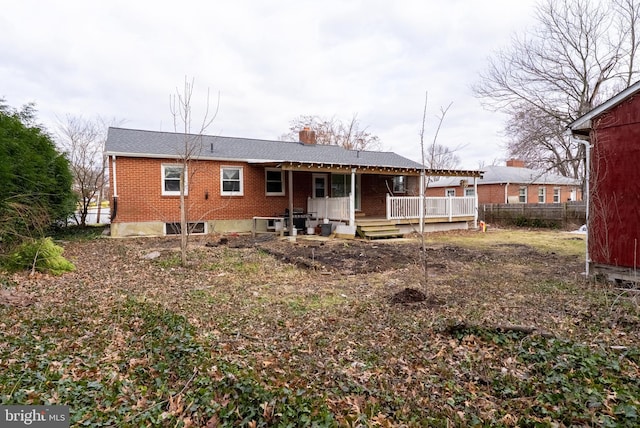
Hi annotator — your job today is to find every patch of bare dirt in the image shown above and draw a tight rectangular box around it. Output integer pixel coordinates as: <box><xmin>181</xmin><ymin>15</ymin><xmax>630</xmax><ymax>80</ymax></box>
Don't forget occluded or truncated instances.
<box><xmin>217</xmin><ymin>234</ymin><xmax>413</xmax><ymax>274</ymax></box>
<box><xmin>389</xmin><ymin>287</ymin><xmax>427</xmax><ymax>303</ymax></box>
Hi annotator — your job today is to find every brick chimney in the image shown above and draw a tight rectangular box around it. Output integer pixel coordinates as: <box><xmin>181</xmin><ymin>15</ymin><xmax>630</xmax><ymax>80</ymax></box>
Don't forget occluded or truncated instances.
<box><xmin>299</xmin><ymin>127</ymin><xmax>316</xmax><ymax>145</ymax></box>
<box><xmin>506</xmin><ymin>159</ymin><xmax>526</xmax><ymax>168</ymax></box>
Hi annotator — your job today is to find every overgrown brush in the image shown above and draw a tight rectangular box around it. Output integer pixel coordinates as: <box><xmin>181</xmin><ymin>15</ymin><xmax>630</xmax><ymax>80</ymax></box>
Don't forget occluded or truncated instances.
<box><xmin>6</xmin><ymin>237</ymin><xmax>75</xmax><ymax>275</ymax></box>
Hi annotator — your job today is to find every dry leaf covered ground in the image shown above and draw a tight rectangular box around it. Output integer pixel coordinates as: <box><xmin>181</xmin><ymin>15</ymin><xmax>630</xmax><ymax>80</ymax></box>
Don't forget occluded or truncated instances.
<box><xmin>1</xmin><ymin>228</ymin><xmax>639</xmax><ymax>427</ymax></box>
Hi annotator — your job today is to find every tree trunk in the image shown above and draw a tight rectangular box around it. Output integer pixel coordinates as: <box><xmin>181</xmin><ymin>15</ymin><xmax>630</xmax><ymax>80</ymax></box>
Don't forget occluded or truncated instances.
<box><xmin>180</xmin><ymin>168</ymin><xmax>187</xmax><ymax>266</ymax></box>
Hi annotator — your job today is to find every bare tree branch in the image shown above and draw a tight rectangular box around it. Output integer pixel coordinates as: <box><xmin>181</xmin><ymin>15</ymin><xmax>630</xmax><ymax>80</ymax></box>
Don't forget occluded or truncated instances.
<box><xmin>56</xmin><ymin>115</ymin><xmax>121</xmax><ymax>226</ymax></box>
<box><xmin>280</xmin><ymin>113</ymin><xmax>382</xmax><ymax>151</ymax></box>
<box><xmin>473</xmin><ymin>0</ymin><xmax>640</xmax><ymax>181</ymax></box>
<box><xmin>169</xmin><ymin>77</ymin><xmax>219</xmax><ymax>266</ymax></box>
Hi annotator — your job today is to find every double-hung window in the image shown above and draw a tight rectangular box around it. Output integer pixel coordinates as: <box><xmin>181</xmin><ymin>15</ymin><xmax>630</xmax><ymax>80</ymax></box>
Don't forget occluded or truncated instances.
<box><xmin>221</xmin><ymin>166</ymin><xmax>243</xmax><ymax>196</ymax></box>
<box><xmin>265</xmin><ymin>168</ymin><xmax>284</xmax><ymax>195</ymax></box>
<box><xmin>162</xmin><ymin>164</ymin><xmax>186</xmax><ymax>196</ymax></box>
<box><xmin>538</xmin><ymin>187</ymin><xmax>546</xmax><ymax>203</ymax></box>
<box><xmin>519</xmin><ymin>186</ymin><xmax>527</xmax><ymax>203</ymax></box>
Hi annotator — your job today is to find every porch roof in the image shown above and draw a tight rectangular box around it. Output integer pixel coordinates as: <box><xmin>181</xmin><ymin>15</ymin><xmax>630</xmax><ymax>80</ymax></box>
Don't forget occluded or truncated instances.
<box><xmin>105</xmin><ymin>127</ymin><xmax>482</xmax><ymax>178</ymax></box>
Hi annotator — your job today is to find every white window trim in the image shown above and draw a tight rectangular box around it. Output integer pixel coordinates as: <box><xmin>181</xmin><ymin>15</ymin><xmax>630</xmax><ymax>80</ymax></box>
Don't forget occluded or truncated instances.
<box><xmin>519</xmin><ymin>186</ymin><xmax>527</xmax><ymax>203</ymax></box>
<box><xmin>464</xmin><ymin>187</ymin><xmax>475</xmax><ymax>197</ymax></box>
<box><xmin>312</xmin><ymin>173</ymin><xmax>328</xmax><ymax>198</ymax></box>
<box><xmin>445</xmin><ymin>188</ymin><xmax>456</xmax><ymax>197</ymax></box>
<box><xmin>162</xmin><ymin>164</ymin><xmax>187</xmax><ymax>196</ymax></box>
<box><xmin>538</xmin><ymin>187</ymin><xmax>546</xmax><ymax>203</ymax></box>
<box><xmin>553</xmin><ymin>188</ymin><xmax>561</xmax><ymax>203</ymax></box>
<box><xmin>220</xmin><ymin>166</ymin><xmax>244</xmax><ymax>196</ymax></box>
<box><xmin>265</xmin><ymin>168</ymin><xmax>285</xmax><ymax>196</ymax></box>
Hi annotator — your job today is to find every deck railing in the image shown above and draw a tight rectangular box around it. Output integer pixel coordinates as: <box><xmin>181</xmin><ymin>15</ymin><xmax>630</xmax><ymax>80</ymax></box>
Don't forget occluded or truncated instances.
<box><xmin>308</xmin><ymin>196</ymin><xmax>351</xmax><ymax>221</ymax></box>
<box><xmin>387</xmin><ymin>195</ymin><xmax>476</xmax><ymax>221</ymax></box>
<box><xmin>309</xmin><ymin>195</ymin><xmax>476</xmax><ymax>224</ymax></box>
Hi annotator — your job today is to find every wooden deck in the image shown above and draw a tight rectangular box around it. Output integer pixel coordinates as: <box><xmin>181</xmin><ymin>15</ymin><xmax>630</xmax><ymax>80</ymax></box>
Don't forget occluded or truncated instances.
<box><xmin>354</xmin><ymin>215</ymin><xmax>475</xmax><ymax>239</ymax></box>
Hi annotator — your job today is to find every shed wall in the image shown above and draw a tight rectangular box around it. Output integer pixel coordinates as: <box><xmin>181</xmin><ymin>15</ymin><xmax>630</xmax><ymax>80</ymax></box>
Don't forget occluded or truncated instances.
<box><xmin>590</xmin><ymin>94</ymin><xmax>640</xmax><ymax>268</ymax></box>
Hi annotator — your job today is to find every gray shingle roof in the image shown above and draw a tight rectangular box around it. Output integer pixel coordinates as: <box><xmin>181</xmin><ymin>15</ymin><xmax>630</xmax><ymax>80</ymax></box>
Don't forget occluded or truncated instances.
<box><xmin>427</xmin><ymin>165</ymin><xmax>580</xmax><ymax>187</ymax></box>
<box><xmin>105</xmin><ymin>127</ymin><xmax>425</xmax><ymax>170</ymax></box>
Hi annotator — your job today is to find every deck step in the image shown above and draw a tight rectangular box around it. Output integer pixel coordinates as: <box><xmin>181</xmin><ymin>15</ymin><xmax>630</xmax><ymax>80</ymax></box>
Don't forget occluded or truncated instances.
<box><xmin>358</xmin><ymin>225</ymin><xmax>399</xmax><ymax>233</ymax></box>
<box><xmin>356</xmin><ymin>220</ymin><xmax>403</xmax><ymax>240</ymax></box>
<box><xmin>356</xmin><ymin>220</ymin><xmax>398</xmax><ymax>227</ymax></box>
<box><xmin>360</xmin><ymin>230</ymin><xmax>404</xmax><ymax>239</ymax></box>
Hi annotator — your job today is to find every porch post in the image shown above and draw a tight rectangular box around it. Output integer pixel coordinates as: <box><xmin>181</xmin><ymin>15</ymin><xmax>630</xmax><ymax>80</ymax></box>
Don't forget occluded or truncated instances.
<box><xmin>473</xmin><ymin>176</ymin><xmax>478</xmax><ymax>229</ymax></box>
<box><xmin>386</xmin><ymin>194</ymin><xmax>391</xmax><ymax>220</ymax></box>
<box><xmin>419</xmin><ymin>171</ymin><xmax>425</xmax><ymax>235</ymax></box>
<box><xmin>349</xmin><ymin>168</ymin><xmax>356</xmax><ymax>226</ymax></box>
<box><xmin>288</xmin><ymin>170</ymin><xmax>294</xmax><ymax>234</ymax></box>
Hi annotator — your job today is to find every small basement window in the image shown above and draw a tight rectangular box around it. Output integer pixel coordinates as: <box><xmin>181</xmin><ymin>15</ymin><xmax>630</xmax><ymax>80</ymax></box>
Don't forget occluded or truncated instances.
<box><xmin>165</xmin><ymin>222</ymin><xmax>206</xmax><ymax>235</ymax></box>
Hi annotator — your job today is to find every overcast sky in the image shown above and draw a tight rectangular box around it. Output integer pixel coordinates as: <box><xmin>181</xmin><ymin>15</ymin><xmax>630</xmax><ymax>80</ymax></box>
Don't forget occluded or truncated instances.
<box><xmin>1</xmin><ymin>0</ymin><xmax>538</xmax><ymax>169</ymax></box>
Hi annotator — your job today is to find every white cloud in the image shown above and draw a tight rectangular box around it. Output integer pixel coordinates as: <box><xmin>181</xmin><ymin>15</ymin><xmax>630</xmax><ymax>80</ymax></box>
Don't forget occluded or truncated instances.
<box><xmin>1</xmin><ymin>0</ymin><xmax>537</xmax><ymax>168</ymax></box>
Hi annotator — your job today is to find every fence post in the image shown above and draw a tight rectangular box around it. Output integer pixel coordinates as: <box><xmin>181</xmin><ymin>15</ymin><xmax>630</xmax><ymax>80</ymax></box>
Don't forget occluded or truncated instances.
<box><xmin>448</xmin><ymin>197</ymin><xmax>453</xmax><ymax>222</ymax></box>
<box><xmin>386</xmin><ymin>194</ymin><xmax>391</xmax><ymax>220</ymax></box>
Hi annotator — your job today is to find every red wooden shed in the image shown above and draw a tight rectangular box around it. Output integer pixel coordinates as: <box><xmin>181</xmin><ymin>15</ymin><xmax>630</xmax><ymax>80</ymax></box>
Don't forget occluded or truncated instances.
<box><xmin>570</xmin><ymin>81</ymin><xmax>640</xmax><ymax>282</ymax></box>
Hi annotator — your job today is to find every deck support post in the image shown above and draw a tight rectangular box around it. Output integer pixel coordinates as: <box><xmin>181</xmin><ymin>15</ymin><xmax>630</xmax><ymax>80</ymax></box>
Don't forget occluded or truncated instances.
<box><xmin>473</xmin><ymin>176</ymin><xmax>478</xmax><ymax>229</ymax></box>
<box><xmin>288</xmin><ymin>170</ymin><xmax>294</xmax><ymax>235</ymax></box>
<box><xmin>349</xmin><ymin>168</ymin><xmax>356</xmax><ymax>226</ymax></box>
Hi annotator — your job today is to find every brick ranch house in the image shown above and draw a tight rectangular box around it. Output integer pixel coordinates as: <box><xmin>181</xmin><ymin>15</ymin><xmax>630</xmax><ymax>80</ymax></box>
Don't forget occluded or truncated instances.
<box><xmin>570</xmin><ymin>79</ymin><xmax>640</xmax><ymax>281</ymax></box>
<box><xmin>104</xmin><ymin>127</ymin><xmax>483</xmax><ymax>238</ymax></box>
<box><xmin>425</xmin><ymin>159</ymin><xmax>582</xmax><ymax>204</ymax></box>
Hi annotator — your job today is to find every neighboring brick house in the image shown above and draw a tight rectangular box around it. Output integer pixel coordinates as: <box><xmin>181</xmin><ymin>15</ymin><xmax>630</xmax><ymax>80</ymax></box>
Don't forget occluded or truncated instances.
<box><xmin>569</xmin><ymin>80</ymin><xmax>640</xmax><ymax>281</ymax></box>
<box><xmin>104</xmin><ymin>127</ymin><xmax>482</xmax><ymax>237</ymax></box>
<box><xmin>425</xmin><ymin>160</ymin><xmax>581</xmax><ymax>204</ymax></box>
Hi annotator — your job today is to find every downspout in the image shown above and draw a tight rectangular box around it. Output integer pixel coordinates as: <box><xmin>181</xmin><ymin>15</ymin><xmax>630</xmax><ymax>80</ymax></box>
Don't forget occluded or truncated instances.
<box><xmin>572</xmin><ymin>136</ymin><xmax>591</xmax><ymax>278</ymax></box>
<box><xmin>504</xmin><ymin>182</ymin><xmax>509</xmax><ymax>204</ymax></box>
<box><xmin>349</xmin><ymin>168</ymin><xmax>356</xmax><ymax>226</ymax></box>
<box><xmin>111</xmin><ymin>155</ymin><xmax>118</xmax><ymax>221</ymax></box>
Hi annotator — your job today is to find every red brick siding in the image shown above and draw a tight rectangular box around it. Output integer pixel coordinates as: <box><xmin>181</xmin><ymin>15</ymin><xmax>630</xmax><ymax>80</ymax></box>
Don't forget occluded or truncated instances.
<box><xmin>425</xmin><ymin>183</ymin><xmax>579</xmax><ymax>204</ymax></box>
<box><xmin>360</xmin><ymin>175</ymin><xmax>395</xmax><ymax>216</ymax></box>
<box><xmin>109</xmin><ymin>157</ymin><xmax>314</xmax><ymax>223</ymax></box>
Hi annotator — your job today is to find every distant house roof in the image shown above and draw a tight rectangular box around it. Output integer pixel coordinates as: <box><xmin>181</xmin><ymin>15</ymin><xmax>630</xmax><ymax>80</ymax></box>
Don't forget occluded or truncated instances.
<box><xmin>427</xmin><ymin>165</ymin><xmax>580</xmax><ymax>187</ymax></box>
<box><xmin>105</xmin><ymin>127</ymin><xmax>483</xmax><ymax>177</ymax></box>
<box><xmin>569</xmin><ymin>80</ymin><xmax>640</xmax><ymax>135</ymax></box>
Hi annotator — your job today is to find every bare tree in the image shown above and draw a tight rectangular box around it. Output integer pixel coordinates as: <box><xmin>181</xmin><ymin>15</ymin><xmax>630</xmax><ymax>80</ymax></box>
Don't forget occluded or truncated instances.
<box><xmin>417</xmin><ymin>93</ymin><xmax>453</xmax><ymax>289</ymax></box>
<box><xmin>424</xmin><ymin>143</ymin><xmax>460</xmax><ymax>171</ymax></box>
<box><xmin>57</xmin><ymin>116</ymin><xmax>119</xmax><ymax>226</ymax></box>
<box><xmin>169</xmin><ymin>77</ymin><xmax>218</xmax><ymax>266</ymax></box>
<box><xmin>474</xmin><ymin>0</ymin><xmax>640</xmax><ymax>180</ymax></box>
<box><xmin>280</xmin><ymin>114</ymin><xmax>382</xmax><ymax>151</ymax></box>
